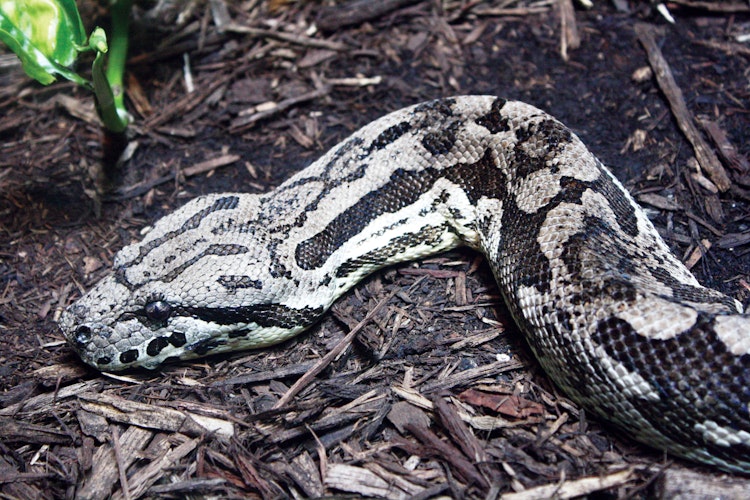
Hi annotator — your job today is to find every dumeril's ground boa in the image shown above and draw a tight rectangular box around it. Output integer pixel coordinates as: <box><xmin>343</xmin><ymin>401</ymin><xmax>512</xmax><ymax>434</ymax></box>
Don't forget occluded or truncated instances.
<box><xmin>59</xmin><ymin>96</ymin><xmax>750</xmax><ymax>473</ymax></box>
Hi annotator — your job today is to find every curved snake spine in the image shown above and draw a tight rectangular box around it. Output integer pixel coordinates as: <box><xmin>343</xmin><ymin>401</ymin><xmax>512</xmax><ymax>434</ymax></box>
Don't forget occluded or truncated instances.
<box><xmin>60</xmin><ymin>96</ymin><xmax>750</xmax><ymax>473</ymax></box>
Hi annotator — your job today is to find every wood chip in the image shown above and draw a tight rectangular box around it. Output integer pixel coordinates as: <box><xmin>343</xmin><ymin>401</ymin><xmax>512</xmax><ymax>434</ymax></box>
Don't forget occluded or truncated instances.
<box><xmin>0</xmin><ymin>380</ymin><xmax>102</xmax><ymax>417</ymax></box>
<box><xmin>0</xmin><ymin>417</ymin><xmax>70</xmax><ymax>445</ymax></box>
<box><xmin>501</xmin><ymin>468</ymin><xmax>637</xmax><ymax>500</ymax></box>
<box><xmin>655</xmin><ymin>465</ymin><xmax>750</xmax><ymax>498</ymax></box>
<box><xmin>558</xmin><ymin>0</ymin><xmax>581</xmax><ymax>61</ymax></box>
<box><xmin>458</xmin><ymin>388</ymin><xmax>544</xmax><ymax>419</ymax></box>
<box><xmin>421</xmin><ymin>359</ymin><xmax>524</xmax><ymax>393</ymax></box>
<box><xmin>272</xmin><ymin>288</ymin><xmax>399</xmax><ymax>409</ymax></box>
<box><xmin>668</xmin><ymin>0</ymin><xmax>750</xmax><ymax>13</ymax></box>
<box><xmin>716</xmin><ymin>231</ymin><xmax>750</xmax><ymax>250</ymax></box>
<box><xmin>223</xmin><ymin>24</ymin><xmax>348</xmax><ymax>51</ymax></box>
<box><xmin>77</xmin><ymin>426</ymin><xmax>154</xmax><ymax>500</ymax></box>
<box><xmin>637</xmin><ymin>193</ymin><xmax>681</xmax><ymax>211</ymax></box>
<box><xmin>230</xmin><ymin>86</ymin><xmax>331</xmax><ymax>133</ymax></box>
<box><xmin>112</xmin><ymin>435</ymin><xmax>199</xmax><ymax>500</ymax></box>
<box><xmin>316</xmin><ymin>0</ymin><xmax>424</xmax><ymax>32</ymax></box>
<box><xmin>78</xmin><ymin>393</ymin><xmax>234</xmax><ymax>439</ymax></box>
<box><xmin>387</xmin><ymin>401</ymin><xmax>488</xmax><ymax>488</ymax></box>
<box><xmin>324</xmin><ymin>463</ymin><xmax>425</xmax><ymax>499</ymax></box>
<box><xmin>432</xmin><ymin>395</ymin><xmax>489</xmax><ymax>463</ymax></box>
<box><xmin>182</xmin><ymin>154</ymin><xmax>240</xmax><ymax>177</ymax></box>
<box><xmin>700</xmin><ymin>118</ymin><xmax>750</xmax><ymax>175</ymax></box>
<box><xmin>685</xmin><ymin>239</ymin><xmax>712</xmax><ymax>270</ymax></box>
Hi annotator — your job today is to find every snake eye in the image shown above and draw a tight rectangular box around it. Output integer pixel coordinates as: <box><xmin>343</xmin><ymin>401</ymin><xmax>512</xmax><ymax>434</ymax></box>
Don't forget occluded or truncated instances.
<box><xmin>144</xmin><ymin>300</ymin><xmax>172</xmax><ymax>322</ymax></box>
<box><xmin>75</xmin><ymin>325</ymin><xmax>92</xmax><ymax>345</ymax></box>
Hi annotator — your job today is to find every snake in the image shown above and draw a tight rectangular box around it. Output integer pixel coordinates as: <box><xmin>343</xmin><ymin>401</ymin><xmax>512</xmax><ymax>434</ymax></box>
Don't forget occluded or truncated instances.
<box><xmin>58</xmin><ymin>96</ymin><xmax>750</xmax><ymax>473</ymax></box>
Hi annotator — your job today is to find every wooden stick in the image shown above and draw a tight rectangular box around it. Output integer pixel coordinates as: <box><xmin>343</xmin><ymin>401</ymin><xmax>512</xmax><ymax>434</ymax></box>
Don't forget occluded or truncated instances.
<box><xmin>634</xmin><ymin>23</ymin><xmax>732</xmax><ymax>192</ymax></box>
<box><xmin>223</xmin><ymin>24</ymin><xmax>348</xmax><ymax>51</ymax></box>
<box><xmin>229</xmin><ymin>86</ymin><xmax>331</xmax><ymax>133</ymax></box>
<box><xmin>272</xmin><ymin>288</ymin><xmax>400</xmax><ymax>409</ymax></box>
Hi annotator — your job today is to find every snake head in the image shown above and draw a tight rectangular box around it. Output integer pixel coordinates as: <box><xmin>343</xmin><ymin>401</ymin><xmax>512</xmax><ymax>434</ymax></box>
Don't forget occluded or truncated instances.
<box><xmin>59</xmin><ymin>193</ymin><xmax>328</xmax><ymax>371</ymax></box>
<box><xmin>58</xmin><ymin>275</ymin><xmax>189</xmax><ymax>370</ymax></box>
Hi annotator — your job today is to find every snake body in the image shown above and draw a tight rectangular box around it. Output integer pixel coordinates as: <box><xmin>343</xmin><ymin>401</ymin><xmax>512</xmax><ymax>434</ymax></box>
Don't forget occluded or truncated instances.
<box><xmin>59</xmin><ymin>96</ymin><xmax>750</xmax><ymax>473</ymax></box>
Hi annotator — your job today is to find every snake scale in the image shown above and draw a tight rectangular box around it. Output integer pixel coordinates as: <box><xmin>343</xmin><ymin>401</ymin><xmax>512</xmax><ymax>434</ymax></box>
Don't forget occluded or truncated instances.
<box><xmin>59</xmin><ymin>96</ymin><xmax>750</xmax><ymax>473</ymax></box>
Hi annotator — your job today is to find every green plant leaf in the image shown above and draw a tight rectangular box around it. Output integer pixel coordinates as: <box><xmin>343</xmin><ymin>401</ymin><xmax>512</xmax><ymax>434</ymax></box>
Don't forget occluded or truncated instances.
<box><xmin>0</xmin><ymin>27</ymin><xmax>53</xmax><ymax>83</ymax></box>
<box><xmin>0</xmin><ymin>0</ymin><xmax>132</xmax><ymax>134</ymax></box>
<box><xmin>0</xmin><ymin>0</ymin><xmax>88</xmax><ymax>84</ymax></box>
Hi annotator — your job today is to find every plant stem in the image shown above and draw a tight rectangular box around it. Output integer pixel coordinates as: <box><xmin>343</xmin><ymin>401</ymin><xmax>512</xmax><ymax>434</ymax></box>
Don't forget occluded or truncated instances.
<box><xmin>106</xmin><ymin>0</ymin><xmax>132</xmax><ymax>124</ymax></box>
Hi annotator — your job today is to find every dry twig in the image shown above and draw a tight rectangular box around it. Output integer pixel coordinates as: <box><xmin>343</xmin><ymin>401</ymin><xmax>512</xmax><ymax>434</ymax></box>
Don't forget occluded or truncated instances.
<box><xmin>635</xmin><ymin>23</ymin><xmax>731</xmax><ymax>191</ymax></box>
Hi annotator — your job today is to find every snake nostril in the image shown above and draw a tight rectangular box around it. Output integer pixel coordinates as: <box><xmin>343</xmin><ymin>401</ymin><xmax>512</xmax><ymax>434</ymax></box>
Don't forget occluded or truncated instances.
<box><xmin>69</xmin><ymin>304</ymin><xmax>89</xmax><ymax>319</ymax></box>
<box><xmin>75</xmin><ymin>325</ymin><xmax>92</xmax><ymax>345</ymax></box>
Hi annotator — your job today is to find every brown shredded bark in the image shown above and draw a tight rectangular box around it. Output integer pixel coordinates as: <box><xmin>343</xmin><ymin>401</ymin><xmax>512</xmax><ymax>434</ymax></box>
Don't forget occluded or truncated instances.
<box><xmin>1</xmin><ymin>1</ymin><xmax>749</xmax><ymax>498</ymax></box>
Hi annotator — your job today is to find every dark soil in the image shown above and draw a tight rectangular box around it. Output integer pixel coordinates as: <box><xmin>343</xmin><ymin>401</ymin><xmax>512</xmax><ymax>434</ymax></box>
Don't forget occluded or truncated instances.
<box><xmin>1</xmin><ymin>1</ymin><xmax>749</xmax><ymax>498</ymax></box>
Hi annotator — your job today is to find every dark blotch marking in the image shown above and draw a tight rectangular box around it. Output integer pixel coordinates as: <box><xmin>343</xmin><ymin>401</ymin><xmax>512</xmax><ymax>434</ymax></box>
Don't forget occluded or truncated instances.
<box><xmin>447</xmin><ymin>148</ymin><xmax>506</xmax><ymax>204</ymax></box>
<box><xmin>475</xmin><ymin>97</ymin><xmax>509</xmax><ymax>133</ymax></box>
<box><xmin>555</xmin><ymin>178</ymin><xmax>736</xmax><ymax>311</ymax></box>
<box><xmin>413</xmin><ymin>98</ymin><xmax>455</xmax><ymax>117</ymax></box>
<box><xmin>229</xmin><ymin>329</ymin><xmax>250</xmax><ymax>339</ymax></box>
<box><xmin>515</xmin><ymin>118</ymin><xmax>570</xmax><ymax>146</ymax></box>
<box><xmin>119</xmin><ymin>349</ymin><xmax>139</xmax><ymax>364</ymax></box>
<box><xmin>295</xmin><ymin>168</ymin><xmax>432</xmax><ymax>270</ymax></box>
<box><xmin>188</xmin><ymin>338</ymin><xmax>227</xmax><ymax>356</ymax></box>
<box><xmin>513</xmin><ymin>119</ymin><xmax>572</xmax><ymax>179</ymax></box>
<box><xmin>269</xmin><ymin>259</ymin><xmax>293</xmax><ymax>280</ymax></box>
<box><xmin>589</xmin><ymin>171</ymin><xmax>638</xmax><ymax>238</ymax></box>
<box><xmin>422</xmin><ymin>120</ymin><xmax>460</xmax><ymax>156</ymax></box>
<box><xmin>182</xmin><ymin>303</ymin><xmax>325</xmax><ymax>330</ymax></box>
<box><xmin>496</xmin><ymin>189</ymin><xmax>554</xmax><ymax>295</ymax></box>
<box><xmin>559</xmin><ymin>214</ymin><xmax>635</xmax><ymax>290</ymax></box>
<box><xmin>161</xmin><ymin>244</ymin><xmax>249</xmax><ymax>283</ymax></box>
<box><xmin>519</xmin><ymin>175</ymin><xmax>637</xmax><ymax>296</ymax></box>
<box><xmin>218</xmin><ymin>275</ymin><xmax>263</xmax><ymax>292</ymax></box>
<box><xmin>369</xmin><ymin>121</ymin><xmax>411</xmax><ymax>151</ymax></box>
<box><xmin>495</xmin><ymin>173</ymin><xmax>628</xmax><ymax>298</ymax></box>
<box><xmin>147</xmin><ymin>336</ymin><xmax>170</xmax><ymax>357</ymax></box>
<box><xmin>592</xmin><ymin>313</ymin><xmax>750</xmax><ymax>463</ymax></box>
<box><xmin>96</xmin><ymin>356</ymin><xmax>112</xmax><ymax>366</ymax></box>
<box><xmin>168</xmin><ymin>331</ymin><xmax>187</xmax><ymax>347</ymax></box>
<box><xmin>295</xmin><ymin>149</ymin><xmax>505</xmax><ymax>271</ymax></box>
<box><xmin>658</xmin><ymin>272</ymin><xmax>740</xmax><ymax>310</ymax></box>
<box><xmin>335</xmin><ymin>225</ymin><xmax>450</xmax><ymax>279</ymax></box>
<box><xmin>207</xmin><ymin>243</ymin><xmax>248</xmax><ymax>256</ymax></box>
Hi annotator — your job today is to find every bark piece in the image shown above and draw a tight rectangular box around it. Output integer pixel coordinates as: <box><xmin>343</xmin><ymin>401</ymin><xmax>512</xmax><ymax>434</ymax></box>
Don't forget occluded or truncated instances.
<box><xmin>316</xmin><ymin>0</ymin><xmax>425</xmax><ymax>32</ymax></box>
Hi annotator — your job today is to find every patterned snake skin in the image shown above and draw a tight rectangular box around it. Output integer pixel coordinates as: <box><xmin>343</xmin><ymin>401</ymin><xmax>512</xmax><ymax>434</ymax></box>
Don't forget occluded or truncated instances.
<box><xmin>59</xmin><ymin>96</ymin><xmax>750</xmax><ymax>473</ymax></box>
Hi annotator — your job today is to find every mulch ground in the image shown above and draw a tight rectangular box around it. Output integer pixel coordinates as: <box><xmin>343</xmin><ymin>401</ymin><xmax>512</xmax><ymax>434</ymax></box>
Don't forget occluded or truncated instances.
<box><xmin>1</xmin><ymin>1</ymin><xmax>750</xmax><ymax>498</ymax></box>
